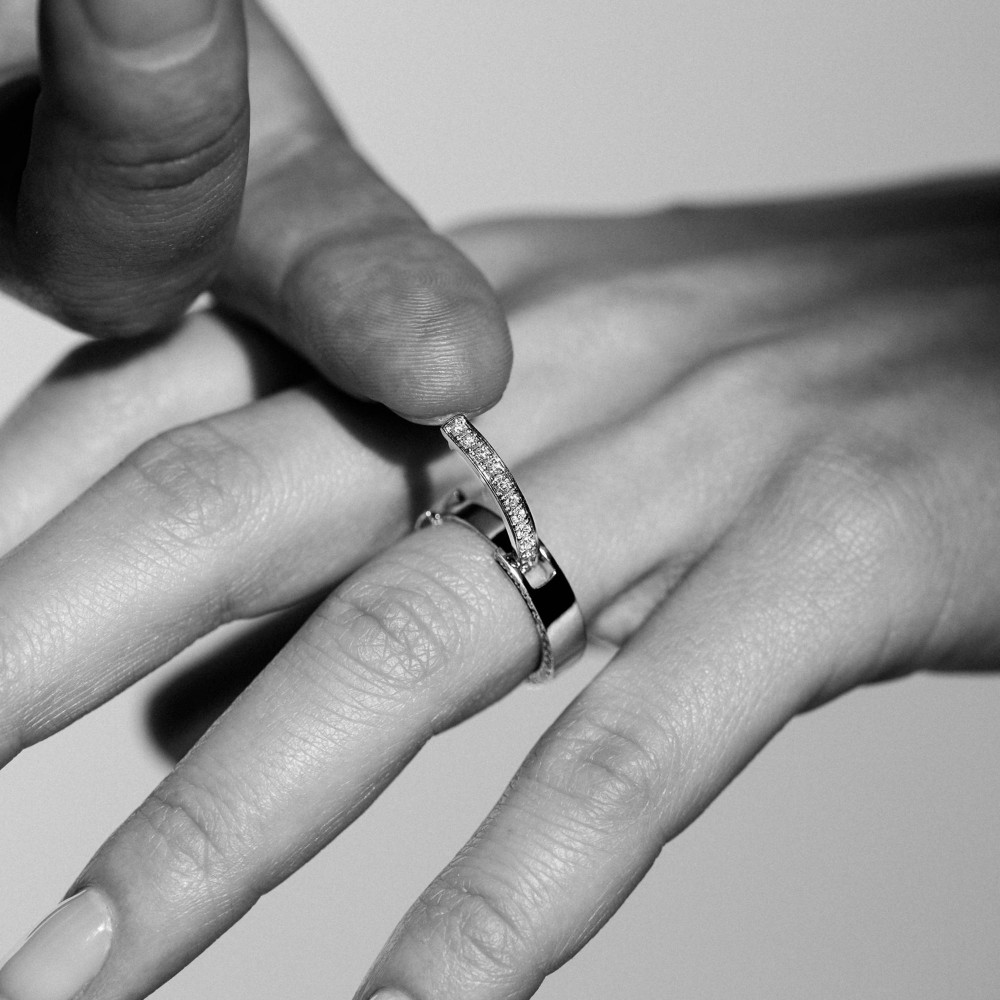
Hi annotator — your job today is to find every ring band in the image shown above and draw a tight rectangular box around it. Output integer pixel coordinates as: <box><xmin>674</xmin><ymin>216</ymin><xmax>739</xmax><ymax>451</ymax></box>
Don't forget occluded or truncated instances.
<box><xmin>417</xmin><ymin>414</ymin><xmax>586</xmax><ymax>681</ymax></box>
<box><xmin>416</xmin><ymin>493</ymin><xmax>586</xmax><ymax>681</ymax></box>
<box><xmin>440</xmin><ymin>415</ymin><xmax>540</xmax><ymax>573</ymax></box>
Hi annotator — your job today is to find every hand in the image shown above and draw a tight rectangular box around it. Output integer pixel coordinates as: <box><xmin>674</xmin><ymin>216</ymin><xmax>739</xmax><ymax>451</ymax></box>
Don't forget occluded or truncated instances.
<box><xmin>1</xmin><ymin>174</ymin><xmax>998</xmax><ymax>1000</ymax></box>
<box><xmin>0</xmin><ymin>0</ymin><xmax>509</xmax><ymax>422</ymax></box>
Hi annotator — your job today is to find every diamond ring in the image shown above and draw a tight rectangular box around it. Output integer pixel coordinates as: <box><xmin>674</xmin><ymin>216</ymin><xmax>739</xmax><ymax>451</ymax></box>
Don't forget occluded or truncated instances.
<box><xmin>416</xmin><ymin>417</ymin><xmax>586</xmax><ymax>681</ymax></box>
<box><xmin>440</xmin><ymin>414</ymin><xmax>540</xmax><ymax>574</ymax></box>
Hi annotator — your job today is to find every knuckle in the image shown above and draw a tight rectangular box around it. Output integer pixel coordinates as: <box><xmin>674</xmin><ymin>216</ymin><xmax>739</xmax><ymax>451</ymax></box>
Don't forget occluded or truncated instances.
<box><xmin>135</xmin><ymin>772</ymin><xmax>253</xmax><ymax>892</ymax></box>
<box><xmin>25</xmin><ymin>105</ymin><xmax>249</xmax><ymax>338</ymax></box>
<box><xmin>121</xmin><ymin>419</ymin><xmax>271</xmax><ymax>554</ymax></box>
<box><xmin>532</xmin><ymin>704</ymin><xmax>675</xmax><ymax>835</ymax></box>
<box><xmin>95</xmin><ymin>101</ymin><xmax>250</xmax><ymax>199</ymax></box>
<box><xmin>309</xmin><ymin>550</ymin><xmax>481</xmax><ymax>698</ymax></box>
<box><xmin>783</xmin><ymin>440</ymin><xmax>930</xmax><ymax>588</ymax></box>
<box><xmin>415</xmin><ymin>874</ymin><xmax>532</xmax><ymax>978</ymax></box>
<box><xmin>690</xmin><ymin>341</ymin><xmax>790</xmax><ymax>415</ymax></box>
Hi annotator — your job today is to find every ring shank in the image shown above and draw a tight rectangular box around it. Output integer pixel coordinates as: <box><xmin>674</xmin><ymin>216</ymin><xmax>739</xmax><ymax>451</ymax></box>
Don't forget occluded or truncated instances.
<box><xmin>416</xmin><ymin>495</ymin><xmax>586</xmax><ymax>682</ymax></box>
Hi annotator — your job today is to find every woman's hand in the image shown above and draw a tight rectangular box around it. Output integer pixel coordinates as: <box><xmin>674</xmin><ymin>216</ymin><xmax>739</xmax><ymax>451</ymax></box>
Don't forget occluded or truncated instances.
<box><xmin>1</xmin><ymin>174</ymin><xmax>998</xmax><ymax>1000</ymax></box>
<box><xmin>0</xmin><ymin>0</ymin><xmax>510</xmax><ymax>422</ymax></box>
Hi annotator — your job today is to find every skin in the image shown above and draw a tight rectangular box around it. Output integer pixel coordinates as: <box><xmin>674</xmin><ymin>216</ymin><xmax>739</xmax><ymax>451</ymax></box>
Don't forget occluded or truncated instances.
<box><xmin>1</xmin><ymin>173</ymin><xmax>998</xmax><ymax>999</ymax></box>
<box><xmin>0</xmin><ymin>0</ymin><xmax>511</xmax><ymax>422</ymax></box>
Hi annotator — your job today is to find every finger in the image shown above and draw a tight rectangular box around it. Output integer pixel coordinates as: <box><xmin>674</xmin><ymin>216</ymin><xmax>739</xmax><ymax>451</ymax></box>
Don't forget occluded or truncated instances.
<box><xmin>0</xmin><ymin>312</ymin><xmax>302</xmax><ymax>552</ymax></box>
<box><xmin>144</xmin><ymin>599</ymin><xmax>321</xmax><ymax>763</ymax></box>
<box><xmin>14</xmin><ymin>524</ymin><xmax>538</xmax><ymax>1000</ymax></box>
<box><xmin>10</xmin><ymin>0</ymin><xmax>249</xmax><ymax>334</ymax></box>
<box><xmin>0</xmin><ymin>0</ymin><xmax>36</xmax><ymax>82</ymax></box>
<box><xmin>0</xmin><ymin>374</ymin><xmax>804</xmax><ymax>1000</ymax></box>
<box><xmin>212</xmin><ymin>3</ymin><xmax>511</xmax><ymax>423</ymax></box>
<box><xmin>0</xmin><ymin>277</ymin><xmax>726</xmax><ymax>763</ymax></box>
<box><xmin>356</xmin><ymin>456</ymin><xmax>954</xmax><ymax>1000</ymax></box>
<box><xmin>449</xmin><ymin>212</ymin><xmax>681</xmax><ymax>295</ymax></box>
<box><xmin>0</xmin><ymin>384</ymin><xmax>442</xmax><ymax>764</ymax></box>
<box><xmin>449</xmin><ymin>178</ymin><xmax>1000</xmax><ymax>294</ymax></box>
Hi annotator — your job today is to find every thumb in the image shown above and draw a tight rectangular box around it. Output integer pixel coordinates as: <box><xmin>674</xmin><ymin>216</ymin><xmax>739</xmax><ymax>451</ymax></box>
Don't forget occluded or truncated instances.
<box><xmin>13</xmin><ymin>0</ymin><xmax>249</xmax><ymax>336</ymax></box>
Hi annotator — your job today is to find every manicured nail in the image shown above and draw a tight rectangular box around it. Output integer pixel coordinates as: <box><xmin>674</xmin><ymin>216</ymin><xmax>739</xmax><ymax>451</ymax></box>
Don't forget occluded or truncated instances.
<box><xmin>368</xmin><ymin>990</ymin><xmax>412</xmax><ymax>1000</ymax></box>
<box><xmin>0</xmin><ymin>889</ymin><xmax>113</xmax><ymax>1000</ymax></box>
<box><xmin>80</xmin><ymin>0</ymin><xmax>220</xmax><ymax>48</ymax></box>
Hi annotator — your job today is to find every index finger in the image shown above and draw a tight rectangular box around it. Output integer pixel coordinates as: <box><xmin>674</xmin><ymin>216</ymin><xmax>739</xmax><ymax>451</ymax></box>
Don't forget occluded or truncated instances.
<box><xmin>212</xmin><ymin>2</ymin><xmax>512</xmax><ymax>423</ymax></box>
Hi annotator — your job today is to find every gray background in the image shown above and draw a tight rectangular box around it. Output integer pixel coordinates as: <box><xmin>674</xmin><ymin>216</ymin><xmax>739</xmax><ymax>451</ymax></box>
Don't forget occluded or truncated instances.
<box><xmin>2</xmin><ymin>1</ymin><xmax>999</xmax><ymax>997</ymax></box>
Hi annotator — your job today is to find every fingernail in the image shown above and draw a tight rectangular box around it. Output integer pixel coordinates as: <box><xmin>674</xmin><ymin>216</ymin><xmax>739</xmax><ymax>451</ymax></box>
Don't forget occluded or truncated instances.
<box><xmin>368</xmin><ymin>990</ymin><xmax>412</xmax><ymax>1000</ymax></box>
<box><xmin>80</xmin><ymin>0</ymin><xmax>220</xmax><ymax>48</ymax></box>
<box><xmin>391</xmin><ymin>410</ymin><xmax>461</xmax><ymax>427</ymax></box>
<box><xmin>0</xmin><ymin>889</ymin><xmax>114</xmax><ymax>1000</ymax></box>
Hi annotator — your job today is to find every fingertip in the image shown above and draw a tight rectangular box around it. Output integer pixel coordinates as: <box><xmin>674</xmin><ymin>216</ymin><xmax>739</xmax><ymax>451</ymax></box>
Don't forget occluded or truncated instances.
<box><xmin>0</xmin><ymin>888</ymin><xmax>114</xmax><ymax>1000</ymax></box>
<box><xmin>378</xmin><ymin>273</ymin><xmax>512</xmax><ymax>421</ymax></box>
<box><xmin>283</xmin><ymin>230</ymin><xmax>512</xmax><ymax>421</ymax></box>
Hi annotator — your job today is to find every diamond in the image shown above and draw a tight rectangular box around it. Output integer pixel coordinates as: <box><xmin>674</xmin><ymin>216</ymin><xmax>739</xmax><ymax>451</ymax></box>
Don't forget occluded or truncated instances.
<box><xmin>440</xmin><ymin>415</ymin><xmax>545</xmax><ymax>571</ymax></box>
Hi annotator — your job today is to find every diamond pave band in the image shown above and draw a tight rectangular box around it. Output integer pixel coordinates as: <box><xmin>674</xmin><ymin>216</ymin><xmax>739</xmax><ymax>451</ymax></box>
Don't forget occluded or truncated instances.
<box><xmin>440</xmin><ymin>415</ymin><xmax>540</xmax><ymax>572</ymax></box>
<box><xmin>418</xmin><ymin>415</ymin><xmax>586</xmax><ymax>682</ymax></box>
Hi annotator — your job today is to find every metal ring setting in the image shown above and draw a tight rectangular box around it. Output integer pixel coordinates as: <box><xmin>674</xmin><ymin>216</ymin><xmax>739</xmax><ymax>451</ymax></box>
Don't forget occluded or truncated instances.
<box><xmin>416</xmin><ymin>494</ymin><xmax>586</xmax><ymax>681</ymax></box>
<box><xmin>440</xmin><ymin>415</ymin><xmax>540</xmax><ymax>573</ymax></box>
<box><xmin>417</xmin><ymin>414</ymin><xmax>586</xmax><ymax>682</ymax></box>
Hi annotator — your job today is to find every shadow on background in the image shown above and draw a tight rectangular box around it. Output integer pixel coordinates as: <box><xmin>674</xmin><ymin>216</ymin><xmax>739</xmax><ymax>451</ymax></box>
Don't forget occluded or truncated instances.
<box><xmin>145</xmin><ymin>602</ymin><xmax>319</xmax><ymax>763</ymax></box>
